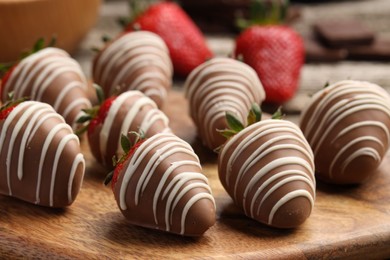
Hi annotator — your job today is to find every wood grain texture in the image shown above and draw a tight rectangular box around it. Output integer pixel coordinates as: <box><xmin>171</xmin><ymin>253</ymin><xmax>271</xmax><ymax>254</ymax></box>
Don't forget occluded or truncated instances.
<box><xmin>1</xmin><ymin>91</ymin><xmax>390</xmax><ymax>259</ymax></box>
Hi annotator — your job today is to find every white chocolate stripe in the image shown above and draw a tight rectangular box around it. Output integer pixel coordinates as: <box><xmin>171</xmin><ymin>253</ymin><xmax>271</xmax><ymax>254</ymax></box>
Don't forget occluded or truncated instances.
<box><xmin>68</xmin><ymin>153</ymin><xmax>85</xmax><ymax>204</ymax></box>
<box><xmin>255</xmin><ymin>175</ymin><xmax>314</xmax><ymax>217</ymax></box>
<box><xmin>96</xmin><ymin>32</ymin><xmax>170</xmax><ymax>82</ymax></box>
<box><xmin>235</xmin><ymin>142</ymin><xmax>315</xmax><ymax>200</ymax></box>
<box><xmin>302</xmin><ymin>83</ymin><xmax>390</xmax><ymax>136</ymax></box>
<box><xmin>62</xmin><ymin>98</ymin><xmax>92</xmax><ymax>121</ymax></box>
<box><xmin>312</xmin><ymin>102</ymin><xmax>390</xmax><ymax>154</ymax></box>
<box><xmin>224</xmin><ymin>121</ymin><xmax>311</xmax><ymax>186</ymax></box>
<box><xmin>36</xmin><ymin>123</ymin><xmax>73</xmax><ymax>204</ymax></box>
<box><xmin>184</xmin><ymin>59</ymin><xmax>264</xmax><ymax>102</ymax></box>
<box><xmin>137</xmin><ymin>145</ymin><xmax>197</xmax><ymax>203</ymax></box>
<box><xmin>307</xmin><ymin>95</ymin><xmax>390</xmax><ymax>147</ymax></box>
<box><xmin>242</xmin><ymin>157</ymin><xmax>313</xmax><ymax>207</ymax></box>
<box><xmin>268</xmin><ymin>190</ymin><xmax>314</xmax><ymax>225</ymax></box>
<box><xmin>180</xmin><ymin>193</ymin><xmax>215</xmax><ymax>235</ymax></box>
<box><xmin>329</xmin><ymin>136</ymin><xmax>383</xmax><ymax>178</ymax></box>
<box><xmin>332</xmin><ymin>121</ymin><xmax>390</xmax><ymax>144</ymax></box>
<box><xmin>109</xmin><ymin>55</ymin><xmax>170</xmax><ymax>94</ymax></box>
<box><xmin>50</xmin><ymin>134</ymin><xmax>79</xmax><ymax>207</ymax></box>
<box><xmin>119</xmin><ymin>133</ymin><xmax>192</xmax><ymax>210</ymax></box>
<box><xmin>53</xmin><ymin>81</ymin><xmax>84</xmax><ymax>110</ymax></box>
<box><xmin>252</xmin><ymin>171</ymin><xmax>315</xmax><ymax>217</ymax></box>
<box><xmin>2</xmin><ymin>103</ymin><xmax>48</xmax><ymax>194</ymax></box>
<box><xmin>18</xmin><ymin>105</ymin><xmax>53</xmax><ymax>180</ymax></box>
<box><xmin>117</xmin><ymin>133</ymin><xmax>213</xmax><ymax>235</ymax></box>
<box><xmin>165</xmin><ymin>173</ymin><xmax>209</xmax><ymax>231</ymax></box>
<box><xmin>341</xmin><ymin>148</ymin><xmax>380</xmax><ymax>175</ymax></box>
<box><xmin>152</xmin><ymin>160</ymin><xmax>200</xmax><ymax>224</ymax></box>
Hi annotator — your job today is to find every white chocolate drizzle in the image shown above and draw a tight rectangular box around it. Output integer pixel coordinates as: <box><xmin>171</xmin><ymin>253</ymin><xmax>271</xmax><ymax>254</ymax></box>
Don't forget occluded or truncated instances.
<box><xmin>118</xmin><ymin>133</ymin><xmax>215</xmax><ymax>235</ymax></box>
<box><xmin>184</xmin><ymin>57</ymin><xmax>265</xmax><ymax>149</ymax></box>
<box><xmin>219</xmin><ymin>119</ymin><xmax>315</xmax><ymax>225</ymax></box>
<box><xmin>93</xmin><ymin>31</ymin><xmax>173</xmax><ymax>107</ymax></box>
<box><xmin>0</xmin><ymin>101</ymin><xmax>85</xmax><ymax>206</ymax></box>
<box><xmin>300</xmin><ymin>80</ymin><xmax>390</xmax><ymax>180</ymax></box>
<box><xmin>2</xmin><ymin>47</ymin><xmax>91</xmax><ymax>129</ymax></box>
<box><xmin>97</xmin><ymin>90</ymin><xmax>171</xmax><ymax>165</ymax></box>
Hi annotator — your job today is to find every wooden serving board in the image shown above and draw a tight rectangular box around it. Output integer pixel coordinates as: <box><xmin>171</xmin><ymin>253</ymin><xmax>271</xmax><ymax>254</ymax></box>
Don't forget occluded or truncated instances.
<box><xmin>1</xmin><ymin>91</ymin><xmax>390</xmax><ymax>259</ymax></box>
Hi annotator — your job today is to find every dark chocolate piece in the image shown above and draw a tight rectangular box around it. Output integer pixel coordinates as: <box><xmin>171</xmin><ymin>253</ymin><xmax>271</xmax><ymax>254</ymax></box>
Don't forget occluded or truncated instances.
<box><xmin>314</xmin><ymin>20</ymin><xmax>375</xmax><ymax>48</ymax></box>
<box><xmin>304</xmin><ymin>36</ymin><xmax>348</xmax><ymax>62</ymax></box>
<box><xmin>348</xmin><ymin>38</ymin><xmax>390</xmax><ymax>61</ymax></box>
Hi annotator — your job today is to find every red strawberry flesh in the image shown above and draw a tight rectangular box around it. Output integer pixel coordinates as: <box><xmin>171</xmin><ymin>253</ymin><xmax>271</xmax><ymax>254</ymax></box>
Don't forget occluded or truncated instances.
<box><xmin>126</xmin><ymin>2</ymin><xmax>213</xmax><ymax>77</ymax></box>
<box><xmin>0</xmin><ymin>64</ymin><xmax>17</xmax><ymax>99</ymax></box>
<box><xmin>87</xmin><ymin>96</ymin><xmax>117</xmax><ymax>135</ymax></box>
<box><xmin>235</xmin><ymin>25</ymin><xmax>304</xmax><ymax>104</ymax></box>
<box><xmin>111</xmin><ymin>139</ymin><xmax>146</xmax><ymax>190</ymax></box>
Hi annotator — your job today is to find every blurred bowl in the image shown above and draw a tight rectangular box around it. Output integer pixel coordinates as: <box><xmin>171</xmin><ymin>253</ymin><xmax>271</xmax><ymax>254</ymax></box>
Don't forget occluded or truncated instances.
<box><xmin>0</xmin><ymin>0</ymin><xmax>101</xmax><ymax>62</ymax></box>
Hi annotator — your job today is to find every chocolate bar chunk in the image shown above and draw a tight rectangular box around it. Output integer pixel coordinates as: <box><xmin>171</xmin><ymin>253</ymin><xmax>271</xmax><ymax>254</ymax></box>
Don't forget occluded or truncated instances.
<box><xmin>348</xmin><ymin>38</ymin><xmax>390</xmax><ymax>61</ymax></box>
<box><xmin>314</xmin><ymin>20</ymin><xmax>375</xmax><ymax>48</ymax></box>
<box><xmin>304</xmin><ymin>35</ymin><xmax>348</xmax><ymax>62</ymax></box>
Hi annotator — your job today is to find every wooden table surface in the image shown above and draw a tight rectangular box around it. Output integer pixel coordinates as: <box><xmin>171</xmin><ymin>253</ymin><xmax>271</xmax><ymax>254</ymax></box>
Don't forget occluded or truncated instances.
<box><xmin>2</xmin><ymin>0</ymin><xmax>390</xmax><ymax>259</ymax></box>
<box><xmin>1</xmin><ymin>91</ymin><xmax>390</xmax><ymax>259</ymax></box>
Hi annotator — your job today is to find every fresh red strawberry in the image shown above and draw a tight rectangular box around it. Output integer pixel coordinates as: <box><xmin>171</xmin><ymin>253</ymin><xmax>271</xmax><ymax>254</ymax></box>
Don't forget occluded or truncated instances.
<box><xmin>0</xmin><ymin>95</ymin><xmax>27</xmax><ymax>120</ymax></box>
<box><xmin>125</xmin><ymin>1</ymin><xmax>213</xmax><ymax>77</ymax></box>
<box><xmin>235</xmin><ymin>25</ymin><xmax>304</xmax><ymax>104</ymax></box>
<box><xmin>234</xmin><ymin>0</ymin><xmax>304</xmax><ymax>104</ymax></box>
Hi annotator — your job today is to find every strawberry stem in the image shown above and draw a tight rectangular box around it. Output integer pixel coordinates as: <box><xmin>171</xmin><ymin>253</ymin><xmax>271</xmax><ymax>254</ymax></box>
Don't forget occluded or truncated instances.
<box><xmin>0</xmin><ymin>93</ymin><xmax>28</xmax><ymax>112</ymax></box>
<box><xmin>271</xmin><ymin>106</ymin><xmax>284</xmax><ymax>119</ymax></box>
<box><xmin>236</xmin><ymin>0</ymin><xmax>290</xmax><ymax>30</ymax></box>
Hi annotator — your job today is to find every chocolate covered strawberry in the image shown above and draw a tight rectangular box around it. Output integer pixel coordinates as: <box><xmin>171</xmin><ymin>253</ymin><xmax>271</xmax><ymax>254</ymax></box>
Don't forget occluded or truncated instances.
<box><xmin>300</xmin><ymin>80</ymin><xmax>390</xmax><ymax>184</ymax></box>
<box><xmin>77</xmin><ymin>87</ymin><xmax>171</xmax><ymax>169</ymax></box>
<box><xmin>0</xmin><ymin>39</ymin><xmax>91</xmax><ymax>130</ymax></box>
<box><xmin>184</xmin><ymin>57</ymin><xmax>265</xmax><ymax>151</ymax></box>
<box><xmin>124</xmin><ymin>1</ymin><xmax>213</xmax><ymax>77</ymax></box>
<box><xmin>93</xmin><ymin>31</ymin><xmax>173</xmax><ymax>108</ymax></box>
<box><xmin>0</xmin><ymin>100</ymin><xmax>85</xmax><ymax>207</ymax></box>
<box><xmin>105</xmin><ymin>132</ymin><xmax>216</xmax><ymax>236</ymax></box>
<box><xmin>234</xmin><ymin>1</ymin><xmax>304</xmax><ymax>104</ymax></box>
<box><xmin>218</xmin><ymin>105</ymin><xmax>315</xmax><ymax>228</ymax></box>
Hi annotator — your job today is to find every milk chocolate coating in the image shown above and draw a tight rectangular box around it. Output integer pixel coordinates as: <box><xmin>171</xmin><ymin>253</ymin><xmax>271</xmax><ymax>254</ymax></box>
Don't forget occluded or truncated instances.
<box><xmin>88</xmin><ymin>90</ymin><xmax>171</xmax><ymax>169</ymax></box>
<box><xmin>1</xmin><ymin>48</ymin><xmax>92</xmax><ymax>130</ymax></box>
<box><xmin>218</xmin><ymin>120</ymin><xmax>315</xmax><ymax>228</ymax></box>
<box><xmin>300</xmin><ymin>80</ymin><xmax>390</xmax><ymax>184</ymax></box>
<box><xmin>0</xmin><ymin>101</ymin><xmax>85</xmax><ymax>207</ymax></box>
<box><xmin>184</xmin><ymin>57</ymin><xmax>265</xmax><ymax>150</ymax></box>
<box><xmin>114</xmin><ymin>133</ymin><xmax>216</xmax><ymax>236</ymax></box>
<box><xmin>92</xmin><ymin>31</ymin><xmax>173</xmax><ymax>108</ymax></box>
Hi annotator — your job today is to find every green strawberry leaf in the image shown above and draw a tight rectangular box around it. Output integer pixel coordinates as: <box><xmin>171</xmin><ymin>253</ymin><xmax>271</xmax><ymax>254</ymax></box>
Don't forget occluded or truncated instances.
<box><xmin>76</xmin><ymin>115</ymin><xmax>92</xmax><ymax>124</ymax></box>
<box><xmin>247</xmin><ymin>103</ymin><xmax>262</xmax><ymax>126</ymax></box>
<box><xmin>104</xmin><ymin>171</ymin><xmax>114</xmax><ymax>186</ymax></box>
<box><xmin>121</xmin><ymin>133</ymin><xmax>132</xmax><ymax>154</ymax></box>
<box><xmin>271</xmin><ymin>106</ymin><xmax>284</xmax><ymax>119</ymax></box>
<box><xmin>216</xmin><ymin>128</ymin><xmax>238</xmax><ymax>139</ymax></box>
<box><xmin>93</xmin><ymin>83</ymin><xmax>105</xmax><ymax>105</ymax></box>
<box><xmin>226</xmin><ymin>111</ymin><xmax>244</xmax><ymax>132</ymax></box>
